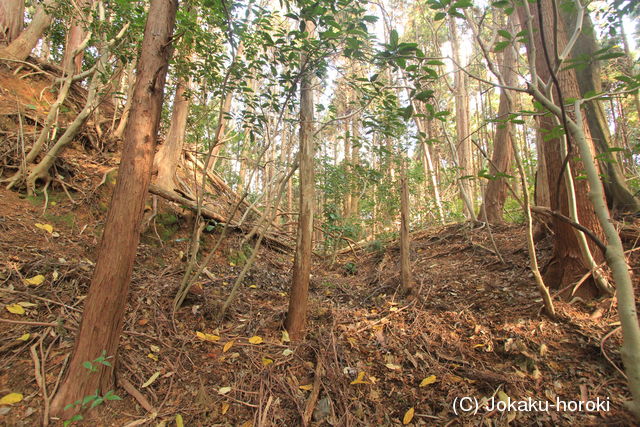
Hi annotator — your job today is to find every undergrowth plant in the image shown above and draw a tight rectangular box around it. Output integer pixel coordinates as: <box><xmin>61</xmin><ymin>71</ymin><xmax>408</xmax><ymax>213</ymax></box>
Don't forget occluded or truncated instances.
<box><xmin>62</xmin><ymin>351</ymin><xmax>121</xmax><ymax>426</ymax></box>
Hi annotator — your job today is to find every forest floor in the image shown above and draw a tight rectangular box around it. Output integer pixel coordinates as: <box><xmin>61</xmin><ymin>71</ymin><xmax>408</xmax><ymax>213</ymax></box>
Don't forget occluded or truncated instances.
<box><xmin>0</xmin><ymin>63</ymin><xmax>639</xmax><ymax>425</ymax></box>
<box><xmin>1</xmin><ymin>165</ymin><xmax>639</xmax><ymax>427</ymax></box>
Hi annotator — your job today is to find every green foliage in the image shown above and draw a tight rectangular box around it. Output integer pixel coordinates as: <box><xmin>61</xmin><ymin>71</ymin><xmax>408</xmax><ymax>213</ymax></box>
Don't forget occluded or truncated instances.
<box><xmin>343</xmin><ymin>261</ymin><xmax>358</xmax><ymax>275</ymax></box>
<box><xmin>63</xmin><ymin>352</ymin><xmax>120</xmax><ymax>426</ymax></box>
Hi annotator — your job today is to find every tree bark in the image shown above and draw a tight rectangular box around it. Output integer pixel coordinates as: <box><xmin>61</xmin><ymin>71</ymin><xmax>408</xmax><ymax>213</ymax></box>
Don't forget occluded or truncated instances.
<box><xmin>449</xmin><ymin>16</ymin><xmax>474</xmax><ymax>219</ymax></box>
<box><xmin>0</xmin><ymin>0</ymin><xmax>54</xmax><ymax>61</ymax></box>
<box><xmin>480</xmin><ymin>17</ymin><xmax>518</xmax><ymax>223</ymax></box>
<box><xmin>0</xmin><ymin>0</ymin><xmax>24</xmax><ymax>45</ymax></box>
<box><xmin>61</xmin><ymin>0</ymin><xmax>91</xmax><ymax>74</ymax></box>
<box><xmin>560</xmin><ymin>9</ymin><xmax>640</xmax><ymax>212</ymax></box>
<box><xmin>285</xmin><ymin>20</ymin><xmax>315</xmax><ymax>341</ymax></box>
<box><xmin>50</xmin><ymin>0</ymin><xmax>177</xmax><ymax>417</ymax></box>
<box><xmin>518</xmin><ymin>0</ymin><xmax>606</xmax><ymax>293</ymax></box>
<box><xmin>154</xmin><ymin>76</ymin><xmax>191</xmax><ymax>191</ymax></box>
<box><xmin>400</xmin><ymin>158</ymin><xmax>412</xmax><ymax>293</ymax></box>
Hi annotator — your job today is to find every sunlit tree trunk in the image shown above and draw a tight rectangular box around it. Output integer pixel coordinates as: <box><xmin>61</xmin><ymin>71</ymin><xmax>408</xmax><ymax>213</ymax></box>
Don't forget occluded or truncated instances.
<box><xmin>154</xmin><ymin>76</ymin><xmax>191</xmax><ymax>191</ymax></box>
<box><xmin>400</xmin><ymin>158</ymin><xmax>412</xmax><ymax>293</ymax></box>
<box><xmin>343</xmin><ymin>119</ymin><xmax>352</xmax><ymax>218</ymax></box>
<box><xmin>0</xmin><ymin>0</ymin><xmax>55</xmax><ymax>61</ymax></box>
<box><xmin>61</xmin><ymin>0</ymin><xmax>91</xmax><ymax>74</ymax></box>
<box><xmin>0</xmin><ymin>0</ymin><xmax>24</xmax><ymax>45</ymax></box>
<box><xmin>481</xmin><ymin>17</ymin><xmax>517</xmax><ymax>223</ymax></box>
<box><xmin>449</xmin><ymin>16</ymin><xmax>474</xmax><ymax>219</ymax></box>
<box><xmin>285</xmin><ymin>20</ymin><xmax>315</xmax><ymax>341</ymax></box>
<box><xmin>50</xmin><ymin>0</ymin><xmax>177</xmax><ymax>416</ymax></box>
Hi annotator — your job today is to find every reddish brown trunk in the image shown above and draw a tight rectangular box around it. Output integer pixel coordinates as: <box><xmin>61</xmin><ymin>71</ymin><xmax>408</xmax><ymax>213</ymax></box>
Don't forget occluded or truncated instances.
<box><xmin>50</xmin><ymin>0</ymin><xmax>177</xmax><ymax>417</ymax></box>
<box><xmin>62</xmin><ymin>0</ymin><xmax>91</xmax><ymax>74</ymax></box>
<box><xmin>518</xmin><ymin>0</ymin><xmax>605</xmax><ymax>294</ymax></box>
<box><xmin>481</xmin><ymin>18</ymin><xmax>517</xmax><ymax>223</ymax></box>
<box><xmin>400</xmin><ymin>159</ymin><xmax>412</xmax><ymax>293</ymax></box>
<box><xmin>285</xmin><ymin>20</ymin><xmax>315</xmax><ymax>341</ymax></box>
<box><xmin>0</xmin><ymin>0</ymin><xmax>24</xmax><ymax>44</ymax></box>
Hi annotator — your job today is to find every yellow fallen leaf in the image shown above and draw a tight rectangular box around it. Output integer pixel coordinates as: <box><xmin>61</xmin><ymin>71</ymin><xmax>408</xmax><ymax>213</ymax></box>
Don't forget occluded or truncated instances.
<box><xmin>248</xmin><ymin>336</ymin><xmax>263</xmax><ymax>345</ymax></box>
<box><xmin>350</xmin><ymin>371</ymin><xmax>368</xmax><ymax>385</ymax></box>
<box><xmin>141</xmin><ymin>371</ymin><xmax>161</xmax><ymax>388</ymax></box>
<box><xmin>35</xmin><ymin>223</ymin><xmax>53</xmax><ymax>233</ymax></box>
<box><xmin>150</xmin><ymin>344</ymin><xmax>160</xmax><ymax>353</ymax></box>
<box><xmin>299</xmin><ymin>384</ymin><xmax>313</xmax><ymax>391</ymax></box>
<box><xmin>282</xmin><ymin>349</ymin><xmax>293</xmax><ymax>356</ymax></box>
<box><xmin>6</xmin><ymin>304</ymin><xmax>25</xmax><ymax>315</ymax></box>
<box><xmin>248</xmin><ymin>285</ymin><xmax>257</xmax><ymax>288</ymax></box>
<box><xmin>385</xmin><ymin>363</ymin><xmax>402</xmax><ymax>371</ymax></box>
<box><xmin>498</xmin><ymin>390</ymin><xmax>510</xmax><ymax>403</ymax></box>
<box><xmin>0</xmin><ymin>392</ymin><xmax>23</xmax><ymax>405</ymax></box>
<box><xmin>221</xmin><ymin>402</ymin><xmax>230</xmax><ymax>415</ymax></box>
<box><xmin>17</xmin><ymin>333</ymin><xmax>30</xmax><ymax>341</ymax></box>
<box><xmin>223</xmin><ymin>341</ymin><xmax>234</xmax><ymax>353</ymax></box>
<box><xmin>218</xmin><ymin>386</ymin><xmax>231</xmax><ymax>395</ymax></box>
<box><xmin>402</xmin><ymin>407</ymin><xmax>415</xmax><ymax>425</ymax></box>
<box><xmin>262</xmin><ymin>357</ymin><xmax>273</xmax><ymax>366</ymax></box>
<box><xmin>196</xmin><ymin>331</ymin><xmax>220</xmax><ymax>342</ymax></box>
<box><xmin>281</xmin><ymin>330</ymin><xmax>291</xmax><ymax>343</ymax></box>
<box><xmin>17</xmin><ymin>302</ymin><xmax>37</xmax><ymax>307</ymax></box>
<box><xmin>175</xmin><ymin>414</ymin><xmax>184</xmax><ymax>427</ymax></box>
<box><xmin>147</xmin><ymin>353</ymin><xmax>158</xmax><ymax>361</ymax></box>
<box><xmin>240</xmin><ymin>421</ymin><xmax>252</xmax><ymax>427</ymax></box>
<box><xmin>419</xmin><ymin>375</ymin><xmax>437</xmax><ymax>387</ymax></box>
<box><xmin>24</xmin><ymin>275</ymin><xmax>45</xmax><ymax>286</ymax></box>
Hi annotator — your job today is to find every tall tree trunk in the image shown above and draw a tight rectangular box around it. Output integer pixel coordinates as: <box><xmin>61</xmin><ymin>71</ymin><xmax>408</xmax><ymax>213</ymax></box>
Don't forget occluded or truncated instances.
<box><xmin>518</xmin><ymin>0</ymin><xmax>606</xmax><ymax>294</ymax></box>
<box><xmin>534</xmin><ymin>126</ymin><xmax>550</xmax><ymax>207</ymax></box>
<box><xmin>400</xmin><ymin>158</ymin><xmax>412</xmax><ymax>293</ymax></box>
<box><xmin>61</xmin><ymin>0</ymin><xmax>91</xmax><ymax>74</ymax></box>
<box><xmin>480</xmin><ymin>18</ymin><xmax>518</xmax><ymax>223</ymax></box>
<box><xmin>0</xmin><ymin>0</ymin><xmax>24</xmax><ymax>45</ymax></box>
<box><xmin>207</xmin><ymin>41</ymin><xmax>244</xmax><ymax>170</ymax></box>
<box><xmin>154</xmin><ymin>76</ymin><xmax>191</xmax><ymax>191</ymax></box>
<box><xmin>0</xmin><ymin>0</ymin><xmax>54</xmax><ymax>61</ymax></box>
<box><xmin>285</xmin><ymin>20</ymin><xmax>315</xmax><ymax>341</ymax></box>
<box><xmin>350</xmin><ymin>118</ymin><xmax>360</xmax><ymax>216</ymax></box>
<box><xmin>449</xmin><ymin>16</ymin><xmax>474</xmax><ymax>219</ymax></box>
<box><xmin>560</xmin><ymin>9</ymin><xmax>640</xmax><ymax>212</ymax></box>
<box><xmin>50</xmin><ymin>0</ymin><xmax>177</xmax><ymax>416</ymax></box>
<box><xmin>343</xmin><ymin>119</ymin><xmax>352</xmax><ymax>218</ymax></box>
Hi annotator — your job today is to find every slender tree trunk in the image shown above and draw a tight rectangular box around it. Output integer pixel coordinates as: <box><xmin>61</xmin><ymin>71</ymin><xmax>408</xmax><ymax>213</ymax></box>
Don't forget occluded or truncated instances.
<box><xmin>285</xmin><ymin>20</ymin><xmax>315</xmax><ymax>341</ymax></box>
<box><xmin>113</xmin><ymin>59</ymin><xmax>137</xmax><ymax>139</ymax></box>
<box><xmin>518</xmin><ymin>0</ymin><xmax>606</xmax><ymax>294</ymax></box>
<box><xmin>0</xmin><ymin>0</ymin><xmax>24</xmax><ymax>44</ymax></box>
<box><xmin>343</xmin><ymin>119</ymin><xmax>352</xmax><ymax>218</ymax></box>
<box><xmin>50</xmin><ymin>0</ymin><xmax>177</xmax><ymax>416</ymax></box>
<box><xmin>449</xmin><ymin>16</ymin><xmax>474</xmax><ymax>219</ymax></box>
<box><xmin>400</xmin><ymin>158</ymin><xmax>412</xmax><ymax>293</ymax></box>
<box><xmin>534</xmin><ymin>126</ymin><xmax>550</xmax><ymax>207</ymax></box>
<box><xmin>481</xmin><ymin>18</ymin><xmax>518</xmax><ymax>223</ymax></box>
<box><xmin>61</xmin><ymin>0</ymin><xmax>91</xmax><ymax>74</ymax></box>
<box><xmin>154</xmin><ymin>76</ymin><xmax>191</xmax><ymax>191</ymax></box>
<box><xmin>207</xmin><ymin>41</ymin><xmax>244</xmax><ymax>170</ymax></box>
<box><xmin>350</xmin><ymin>118</ymin><xmax>360</xmax><ymax>215</ymax></box>
<box><xmin>0</xmin><ymin>0</ymin><xmax>55</xmax><ymax>61</ymax></box>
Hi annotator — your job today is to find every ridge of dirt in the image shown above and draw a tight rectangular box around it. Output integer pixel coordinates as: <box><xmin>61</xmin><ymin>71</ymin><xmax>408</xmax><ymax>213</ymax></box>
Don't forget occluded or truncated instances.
<box><xmin>1</xmin><ymin>177</ymin><xmax>639</xmax><ymax>426</ymax></box>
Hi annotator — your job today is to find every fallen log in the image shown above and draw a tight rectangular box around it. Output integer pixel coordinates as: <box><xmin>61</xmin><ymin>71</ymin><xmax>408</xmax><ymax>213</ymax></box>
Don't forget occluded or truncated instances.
<box><xmin>148</xmin><ymin>183</ymin><xmax>293</xmax><ymax>253</ymax></box>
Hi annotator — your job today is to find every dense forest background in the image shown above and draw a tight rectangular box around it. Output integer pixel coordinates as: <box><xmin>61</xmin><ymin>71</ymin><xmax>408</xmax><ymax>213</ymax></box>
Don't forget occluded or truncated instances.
<box><xmin>0</xmin><ymin>0</ymin><xmax>640</xmax><ymax>425</ymax></box>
